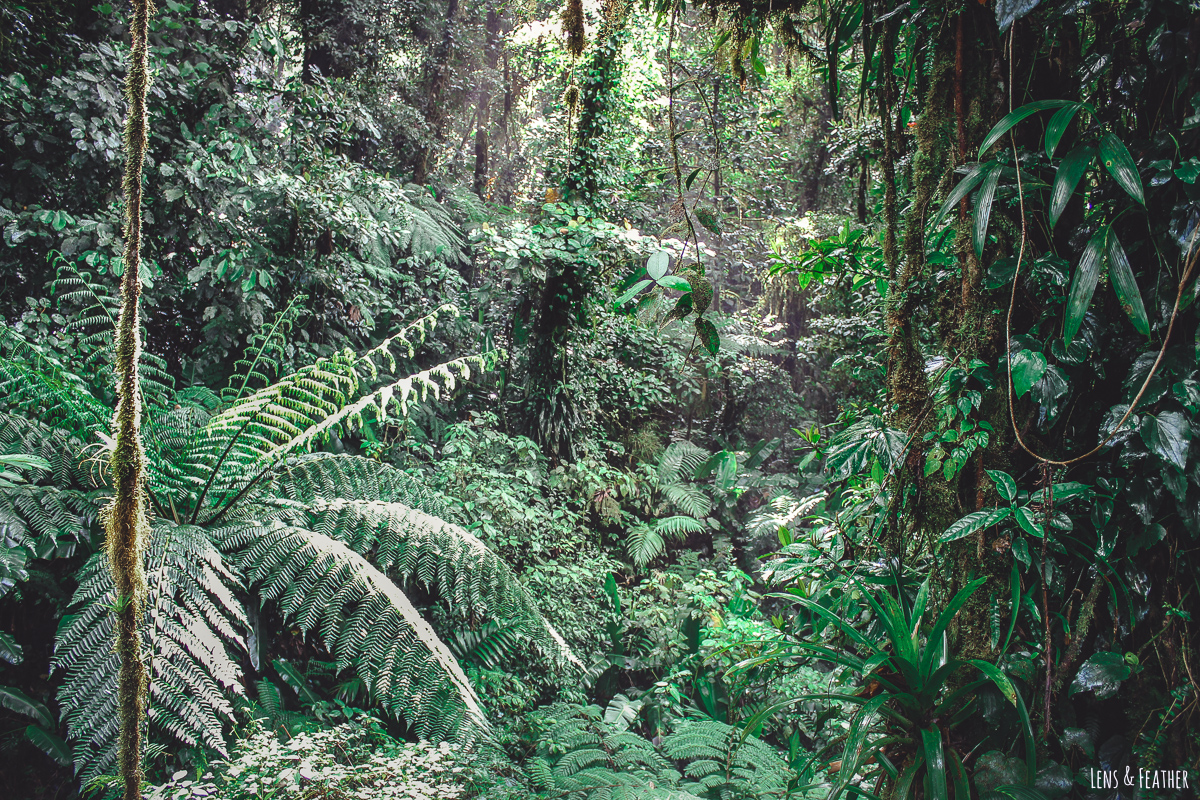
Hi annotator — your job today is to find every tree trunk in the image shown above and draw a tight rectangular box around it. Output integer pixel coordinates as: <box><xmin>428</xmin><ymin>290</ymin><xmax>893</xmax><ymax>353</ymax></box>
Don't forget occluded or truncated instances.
<box><xmin>414</xmin><ymin>0</ymin><xmax>461</xmax><ymax>183</ymax></box>
<box><xmin>111</xmin><ymin>1</ymin><xmax>153</xmax><ymax>797</ymax></box>
<box><xmin>473</xmin><ymin>6</ymin><xmax>502</xmax><ymax>197</ymax></box>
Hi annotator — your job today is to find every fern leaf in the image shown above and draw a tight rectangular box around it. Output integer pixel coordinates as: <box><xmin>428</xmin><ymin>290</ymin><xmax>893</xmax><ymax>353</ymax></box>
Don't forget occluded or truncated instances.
<box><xmin>238</xmin><ymin>521</ymin><xmax>490</xmax><ymax>743</ymax></box>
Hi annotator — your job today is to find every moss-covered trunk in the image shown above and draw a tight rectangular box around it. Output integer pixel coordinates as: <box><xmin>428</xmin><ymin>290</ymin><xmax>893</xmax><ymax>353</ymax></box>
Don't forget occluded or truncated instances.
<box><xmin>109</xmin><ymin>1</ymin><xmax>153</xmax><ymax>797</ymax></box>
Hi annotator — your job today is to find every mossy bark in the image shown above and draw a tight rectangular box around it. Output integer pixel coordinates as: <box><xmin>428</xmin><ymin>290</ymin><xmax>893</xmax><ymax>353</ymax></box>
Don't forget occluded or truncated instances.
<box><xmin>109</xmin><ymin>1</ymin><xmax>154</xmax><ymax>797</ymax></box>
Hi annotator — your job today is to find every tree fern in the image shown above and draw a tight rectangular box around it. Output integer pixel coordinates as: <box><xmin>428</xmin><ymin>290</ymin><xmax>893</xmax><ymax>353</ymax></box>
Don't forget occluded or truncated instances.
<box><xmin>0</xmin><ymin>306</ymin><xmax>582</xmax><ymax>778</ymax></box>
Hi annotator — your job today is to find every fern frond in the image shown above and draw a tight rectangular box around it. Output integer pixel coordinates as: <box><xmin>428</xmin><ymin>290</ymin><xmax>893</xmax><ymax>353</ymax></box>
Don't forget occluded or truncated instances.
<box><xmin>626</xmin><ymin>523</ymin><xmax>664</xmax><ymax>568</ymax></box>
<box><xmin>52</xmin><ymin>521</ymin><xmax>246</xmax><ymax>781</ymax></box>
<box><xmin>663</xmin><ymin>720</ymin><xmax>794</xmax><ymax>799</ymax></box>
<box><xmin>185</xmin><ymin>306</ymin><xmax>469</xmax><ymax>515</ymax></box>
<box><xmin>274</xmin><ymin>453</ymin><xmax>446</xmax><ymax>515</ymax></box>
<box><xmin>237</xmin><ymin>521</ymin><xmax>490</xmax><ymax>743</ymax></box>
<box><xmin>447</xmin><ymin>620</ymin><xmax>525</xmax><ymax>669</ymax></box>
<box><xmin>657</xmin><ymin>441</ymin><xmax>710</xmax><ymax>486</ymax></box>
<box><xmin>661</xmin><ymin>484</ymin><xmax>712</xmax><ymax>518</ymax></box>
<box><xmin>222</xmin><ymin>295</ymin><xmax>307</xmax><ymax>404</ymax></box>
<box><xmin>290</xmin><ymin>497</ymin><xmax>579</xmax><ymax>670</ymax></box>
<box><xmin>654</xmin><ymin>515</ymin><xmax>706</xmax><ymax>540</ymax></box>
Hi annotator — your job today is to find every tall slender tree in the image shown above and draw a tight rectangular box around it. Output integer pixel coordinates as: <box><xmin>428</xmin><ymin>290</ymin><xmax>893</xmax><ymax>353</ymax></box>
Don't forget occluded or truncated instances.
<box><xmin>109</xmin><ymin>0</ymin><xmax>154</xmax><ymax>796</ymax></box>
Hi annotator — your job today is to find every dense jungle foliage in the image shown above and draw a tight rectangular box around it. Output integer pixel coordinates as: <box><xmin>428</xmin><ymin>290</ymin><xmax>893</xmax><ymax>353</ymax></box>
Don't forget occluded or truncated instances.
<box><xmin>0</xmin><ymin>0</ymin><xmax>1198</xmax><ymax>797</ymax></box>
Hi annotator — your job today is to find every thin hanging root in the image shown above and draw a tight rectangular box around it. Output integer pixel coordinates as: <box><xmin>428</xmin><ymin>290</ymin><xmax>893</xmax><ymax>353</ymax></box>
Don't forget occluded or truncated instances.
<box><xmin>108</xmin><ymin>0</ymin><xmax>155</xmax><ymax>798</ymax></box>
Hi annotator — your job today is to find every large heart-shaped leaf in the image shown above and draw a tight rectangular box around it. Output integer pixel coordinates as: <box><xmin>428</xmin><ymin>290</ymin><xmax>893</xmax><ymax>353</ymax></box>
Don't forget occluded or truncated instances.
<box><xmin>1069</xmin><ymin>651</ymin><xmax>1133</xmax><ymax>699</ymax></box>
<box><xmin>1010</xmin><ymin>349</ymin><xmax>1048</xmax><ymax>398</ymax></box>
<box><xmin>1139</xmin><ymin>411</ymin><xmax>1192</xmax><ymax>470</ymax></box>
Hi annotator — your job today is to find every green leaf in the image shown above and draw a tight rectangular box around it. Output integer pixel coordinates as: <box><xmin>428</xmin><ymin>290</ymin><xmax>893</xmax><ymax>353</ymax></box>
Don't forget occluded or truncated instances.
<box><xmin>666</xmin><ymin>292</ymin><xmax>693</xmax><ymax>321</ymax></box>
<box><xmin>1099</xmin><ymin>133</ymin><xmax>1144</xmax><ymax>205</ymax></box>
<box><xmin>1002</xmin><ymin>563</ymin><xmax>1021</xmax><ymax>652</ymax></box>
<box><xmin>1010</xmin><ymin>350</ymin><xmax>1048</xmax><ymax>398</ymax></box>
<box><xmin>1174</xmin><ymin>158</ymin><xmax>1200</xmax><ymax>184</ymax></box>
<box><xmin>695</xmin><ymin>317</ymin><xmax>719</xmax><ymax>355</ymax></box>
<box><xmin>1172</xmin><ymin>379</ymin><xmax>1200</xmax><ymax>413</ymax></box>
<box><xmin>932</xmin><ymin>163</ymin><xmax>989</xmax><ymax>230</ymax></box>
<box><xmin>939</xmin><ymin>508</ymin><xmax>1012</xmax><ymax>543</ymax></box>
<box><xmin>968</xmin><ymin>659</ymin><xmax>1020</xmax><ymax>706</ymax></box>
<box><xmin>1014</xmin><ymin>507</ymin><xmax>1045</xmax><ymax>538</ymax></box>
<box><xmin>995</xmin><ymin>0</ymin><xmax>1042</xmax><ymax>32</ymax></box>
<box><xmin>694</xmin><ymin>206</ymin><xmax>721</xmax><ymax>235</ymax></box>
<box><xmin>0</xmin><ymin>686</ymin><xmax>54</xmax><ymax>728</ymax></box>
<box><xmin>646</xmin><ymin>250</ymin><xmax>670</xmax><ymax>281</ymax></box>
<box><xmin>0</xmin><ymin>631</ymin><xmax>22</xmax><ymax>665</ymax></box>
<box><xmin>1063</xmin><ymin>229</ymin><xmax>1106</xmax><ymax>347</ymax></box>
<box><xmin>657</xmin><ymin>274</ymin><xmax>691</xmax><ymax>292</ymax></box>
<box><xmin>974</xmin><ymin>165</ymin><xmax>1003</xmax><ymax>258</ymax></box>
<box><xmin>1139</xmin><ymin>411</ymin><xmax>1192</xmax><ymax>470</ymax></box>
<box><xmin>685</xmin><ymin>168</ymin><xmax>701</xmax><ymax>190</ymax></box>
<box><xmin>1069</xmin><ymin>651</ymin><xmax>1132</xmax><ymax>699</ymax></box>
<box><xmin>615</xmin><ymin>278</ymin><xmax>653</xmax><ymax>306</ymax></box>
<box><xmin>921</xmin><ymin>578</ymin><xmax>986</xmax><ymax>678</ymax></box>
<box><xmin>1105</xmin><ymin>233</ymin><xmax>1149</xmax><ymax>335</ymax></box>
<box><xmin>1044</xmin><ymin>103</ymin><xmax>1084</xmax><ymax>159</ymax></box>
<box><xmin>273</xmin><ymin>658</ymin><xmax>320</xmax><ymax>705</ymax></box>
<box><xmin>1049</xmin><ymin>146</ymin><xmax>1094</xmax><ymax>228</ymax></box>
<box><xmin>920</xmin><ymin>727</ymin><xmax>949</xmax><ymax>800</ymax></box>
<box><xmin>1012</xmin><ymin>537</ymin><xmax>1030</xmax><ymax>565</ymax></box>
<box><xmin>25</xmin><ymin>725</ymin><xmax>71</xmax><ymax>767</ymax></box>
<box><xmin>978</xmin><ymin>100</ymin><xmax>1075</xmax><ymax>158</ymax></box>
<box><xmin>987</xmin><ymin>470</ymin><xmax>1018</xmax><ymax>503</ymax></box>
<box><xmin>711</xmin><ymin>451</ymin><xmax>737</xmax><ymax>493</ymax></box>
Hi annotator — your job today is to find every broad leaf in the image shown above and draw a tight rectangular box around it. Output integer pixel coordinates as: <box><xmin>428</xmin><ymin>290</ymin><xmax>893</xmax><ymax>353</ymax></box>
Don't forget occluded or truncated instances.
<box><xmin>646</xmin><ymin>250</ymin><xmax>670</xmax><ymax>281</ymax></box>
<box><xmin>987</xmin><ymin>470</ymin><xmax>1018</xmax><ymax>503</ymax></box>
<box><xmin>0</xmin><ymin>686</ymin><xmax>54</xmax><ymax>728</ymax></box>
<box><xmin>1099</xmin><ymin>132</ymin><xmax>1144</xmax><ymax>205</ymax></box>
<box><xmin>615</xmin><ymin>278</ymin><xmax>652</xmax><ymax>306</ymax></box>
<box><xmin>25</xmin><ymin>725</ymin><xmax>72</xmax><ymax>767</ymax></box>
<box><xmin>1010</xmin><ymin>349</ymin><xmax>1048</xmax><ymax>398</ymax></box>
<box><xmin>1049</xmin><ymin>146</ymin><xmax>1094</xmax><ymax>228</ymax></box>
<box><xmin>1044</xmin><ymin>103</ymin><xmax>1084</xmax><ymax>159</ymax></box>
<box><xmin>995</xmin><ymin>0</ymin><xmax>1041</xmax><ymax>32</ymax></box>
<box><xmin>974</xmin><ymin>165</ymin><xmax>1003</xmax><ymax>258</ymax></box>
<box><xmin>1105</xmin><ymin>233</ymin><xmax>1149</xmax><ymax>335</ymax></box>
<box><xmin>1069</xmin><ymin>651</ymin><xmax>1133</xmax><ymax>699</ymax></box>
<box><xmin>695</xmin><ymin>317</ymin><xmax>719</xmax><ymax>355</ymax></box>
<box><xmin>657</xmin><ymin>274</ymin><xmax>691</xmax><ymax>292</ymax></box>
<box><xmin>978</xmin><ymin>100</ymin><xmax>1074</xmax><ymax>157</ymax></box>
<box><xmin>1014</xmin><ymin>507</ymin><xmax>1045</xmax><ymax>538</ymax></box>
<box><xmin>1139</xmin><ymin>411</ymin><xmax>1192</xmax><ymax>470</ymax></box>
<box><xmin>1063</xmin><ymin>229</ymin><xmax>1106</xmax><ymax>347</ymax></box>
<box><xmin>939</xmin><ymin>508</ymin><xmax>1012</xmax><ymax>543</ymax></box>
<box><xmin>932</xmin><ymin>163</ymin><xmax>989</xmax><ymax>229</ymax></box>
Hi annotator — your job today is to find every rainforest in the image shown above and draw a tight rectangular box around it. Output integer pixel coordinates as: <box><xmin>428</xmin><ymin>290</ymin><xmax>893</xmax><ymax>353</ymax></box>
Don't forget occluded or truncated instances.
<box><xmin>0</xmin><ymin>0</ymin><xmax>1197</xmax><ymax>798</ymax></box>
